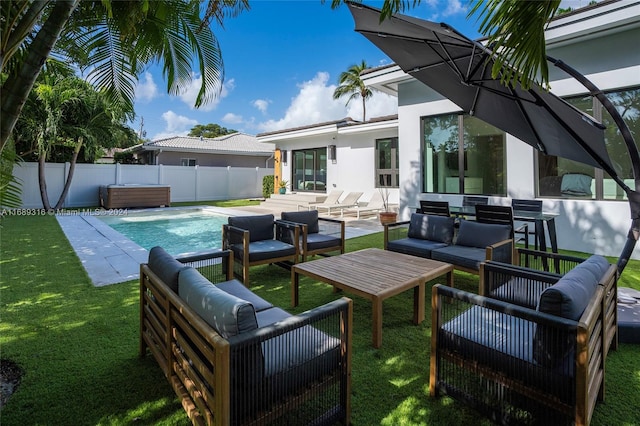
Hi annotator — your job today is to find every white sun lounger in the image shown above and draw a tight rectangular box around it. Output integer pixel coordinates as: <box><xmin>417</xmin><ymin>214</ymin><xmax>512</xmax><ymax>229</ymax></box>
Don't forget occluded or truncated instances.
<box><xmin>298</xmin><ymin>189</ymin><xmax>343</xmax><ymax>211</ymax></box>
<box><xmin>313</xmin><ymin>191</ymin><xmax>363</xmax><ymax>215</ymax></box>
<box><xmin>340</xmin><ymin>191</ymin><xmax>387</xmax><ymax>218</ymax></box>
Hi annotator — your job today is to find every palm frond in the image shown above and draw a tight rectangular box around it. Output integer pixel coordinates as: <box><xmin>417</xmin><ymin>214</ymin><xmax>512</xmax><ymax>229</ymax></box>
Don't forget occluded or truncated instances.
<box><xmin>469</xmin><ymin>0</ymin><xmax>561</xmax><ymax>90</ymax></box>
<box><xmin>0</xmin><ymin>141</ymin><xmax>24</xmax><ymax>209</ymax></box>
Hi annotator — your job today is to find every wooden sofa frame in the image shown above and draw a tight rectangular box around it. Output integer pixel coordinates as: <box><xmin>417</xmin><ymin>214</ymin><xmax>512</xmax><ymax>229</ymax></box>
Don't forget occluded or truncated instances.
<box><xmin>431</xmin><ymin>258</ymin><xmax>618</xmax><ymax>425</ymax></box>
<box><xmin>139</xmin><ymin>249</ymin><xmax>353</xmax><ymax>426</ymax></box>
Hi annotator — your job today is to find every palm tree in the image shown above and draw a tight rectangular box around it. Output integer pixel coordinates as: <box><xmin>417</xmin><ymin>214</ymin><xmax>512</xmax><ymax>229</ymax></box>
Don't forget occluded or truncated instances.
<box><xmin>333</xmin><ymin>60</ymin><xmax>373</xmax><ymax>121</ymax></box>
<box><xmin>0</xmin><ymin>0</ymin><xmax>250</xmax><ymax>152</ymax></box>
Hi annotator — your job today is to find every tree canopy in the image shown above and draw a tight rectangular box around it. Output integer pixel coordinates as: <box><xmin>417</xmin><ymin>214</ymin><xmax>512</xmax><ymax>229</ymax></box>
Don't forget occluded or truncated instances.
<box><xmin>188</xmin><ymin>123</ymin><xmax>238</xmax><ymax>139</ymax></box>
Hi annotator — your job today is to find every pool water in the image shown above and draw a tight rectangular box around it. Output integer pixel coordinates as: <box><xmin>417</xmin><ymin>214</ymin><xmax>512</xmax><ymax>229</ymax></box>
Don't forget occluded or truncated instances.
<box><xmin>98</xmin><ymin>208</ymin><xmax>228</xmax><ymax>256</ymax></box>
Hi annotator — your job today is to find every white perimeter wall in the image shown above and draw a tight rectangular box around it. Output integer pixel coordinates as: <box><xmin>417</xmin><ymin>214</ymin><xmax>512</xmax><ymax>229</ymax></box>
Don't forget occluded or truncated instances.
<box><xmin>13</xmin><ymin>162</ymin><xmax>273</xmax><ymax>208</ymax></box>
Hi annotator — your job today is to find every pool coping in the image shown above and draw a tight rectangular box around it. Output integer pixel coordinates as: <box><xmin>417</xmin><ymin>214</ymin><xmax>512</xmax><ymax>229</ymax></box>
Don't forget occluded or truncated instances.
<box><xmin>57</xmin><ymin>205</ymin><xmax>380</xmax><ymax>287</ymax></box>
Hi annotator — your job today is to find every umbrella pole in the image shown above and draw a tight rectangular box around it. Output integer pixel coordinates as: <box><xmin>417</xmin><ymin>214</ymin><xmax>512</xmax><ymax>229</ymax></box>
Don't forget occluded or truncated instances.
<box><xmin>549</xmin><ymin>56</ymin><xmax>640</xmax><ymax>275</ymax></box>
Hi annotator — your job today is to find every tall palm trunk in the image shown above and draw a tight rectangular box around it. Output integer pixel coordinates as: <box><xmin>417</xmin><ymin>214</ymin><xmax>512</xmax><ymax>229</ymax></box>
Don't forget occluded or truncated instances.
<box><xmin>362</xmin><ymin>97</ymin><xmax>367</xmax><ymax>122</ymax></box>
<box><xmin>54</xmin><ymin>137</ymin><xmax>82</xmax><ymax>210</ymax></box>
<box><xmin>38</xmin><ymin>155</ymin><xmax>52</xmax><ymax>211</ymax></box>
<box><xmin>0</xmin><ymin>0</ymin><xmax>79</xmax><ymax>153</ymax></box>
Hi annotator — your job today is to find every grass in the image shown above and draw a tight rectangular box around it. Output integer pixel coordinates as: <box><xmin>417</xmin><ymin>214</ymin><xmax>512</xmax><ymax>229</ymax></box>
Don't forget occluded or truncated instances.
<box><xmin>1</xmin><ymin>208</ymin><xmax>640</xmax><ymax>425</ymax></box>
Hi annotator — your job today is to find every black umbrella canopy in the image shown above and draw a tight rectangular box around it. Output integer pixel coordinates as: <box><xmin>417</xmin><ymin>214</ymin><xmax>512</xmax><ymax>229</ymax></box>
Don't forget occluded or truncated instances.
<box><xmin>348</xmin><ymin>2</ymin><xmax>615</xmax><ymax>171</ymax></box>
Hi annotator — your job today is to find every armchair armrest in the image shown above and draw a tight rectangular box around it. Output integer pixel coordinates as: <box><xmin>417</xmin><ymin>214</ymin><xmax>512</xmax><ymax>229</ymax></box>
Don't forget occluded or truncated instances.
<box><xmin>516</xmin><ymin>248</ymin><xmax>586</xmax><ymax>274</ymax></box>
<box><xmin>383</xmin><ymin>220</ymin><xmax>410</xmax><ymax>250</ymax></box>
<box><xmin>318</xmin><ymin>217</ymin><xmax>346</xmax><ymax>241</ymax></box>
<box><xmin>478</xmin><ymin>260</ymin><xmax>561</xmax><ymax>308</ymax></box>
<box><xmin>485</xmin><ymin>238</ymin><xmax>514</xmax><ymax>264</ymax></box>
<box><xmin>176</xmin><ymin>248</ymin><xmax>234</xmax><ymax>282</ymax></box>
<box><xmin>275</xmin><ymin>220</ymin><xmax>300</xmax><ymax>253</ymax></box>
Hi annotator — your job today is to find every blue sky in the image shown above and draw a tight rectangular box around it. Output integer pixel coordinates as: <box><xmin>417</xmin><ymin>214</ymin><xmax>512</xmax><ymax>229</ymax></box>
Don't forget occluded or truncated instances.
<box><xmin>132</xmin><ymin>0</ymin><xmax>590</xmax><ymax>140</ymax></box>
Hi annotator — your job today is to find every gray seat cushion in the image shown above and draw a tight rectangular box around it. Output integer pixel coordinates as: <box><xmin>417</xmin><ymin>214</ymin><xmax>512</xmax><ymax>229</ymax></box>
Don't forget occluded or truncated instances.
<box><xmin>178</xmin><ymin>267</ymin><xmax>258</xmax><ymax>338</ymax></box>
<box><xmin>407</xmin><ymin>213</ymin><xmax>455</xmax><ymax>244</ymax></box>
<box><xmin>255</xmin><ymin>307</ymin><xmax>340</xmax><ymax>377</ymax></box>
<box><xmin>281</xmin><ymin>210</ymin><xmax>320</xmax><ymax>234</ymax></box>
<box><xmin>215</xmin><ymin>279</ymin><xmax>274</xmax><ymax>312</ymax></box>
<box><xmin>431</xmin><ymin>245</ymin><xmax>487</xmax><ymax>271</ymax></box>
<box><xmin>228</xmin><ymin>214</ymin><xmax>275</xmax><ymax>242</ymax></box>
<box><xmin>306</xmin><ymin>233</ymin><xmax>341</xmax><ymax>251</ymax></box>
<box><xmin>456</xmin><ymin>220</ymin><xmax>512</xmax><ymax>248</ymax></box>
<box><xmin>148</xmin><ymin>246</ymin><xmax>189</xmax><ymax>293</ymax></box>
<box><xmin>387</xmin><ymin>238</ymin><xmax>448</xmax><ymax>258</ymax></box>
<box><xmin>229</xmin><ymin>240</ymin><xmax>297</xmax><ymax>262</ymax></box>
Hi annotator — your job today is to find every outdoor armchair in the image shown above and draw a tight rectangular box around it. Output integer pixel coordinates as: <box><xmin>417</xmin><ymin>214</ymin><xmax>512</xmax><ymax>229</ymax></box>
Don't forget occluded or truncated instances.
<box><xmin>431</xmin><ymin>256</ymin><xmax>616</xmax><ymax>425</ymax></box>
<box><xmin>222</xmin><ymin>214</ymin><xmax>298</xmax><ymax>286</ymax></box>
<box><xmin>281</xmin><ymin>210</ymin><xmax>345</xmax><ymax>262</ymax></box>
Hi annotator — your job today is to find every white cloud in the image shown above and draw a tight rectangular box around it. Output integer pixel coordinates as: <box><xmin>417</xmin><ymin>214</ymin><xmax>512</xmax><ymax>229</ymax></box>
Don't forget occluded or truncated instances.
<box><xmin>252</xmin><ymin>99</ymin><xmax>271</xmax><ymax>114</ymax></box>
<box><xmin>178</xmin><ymin>75</ymin><xmax>235</xmax><ymax>112</ymax></box>
<box><xmin>151</xmin><ymin>110</ymin><xmax>198</xmax><ymax>140</ymax></box>
<box><xmin>222</xmin><ymin>112</ymin><xmax>244</xmax><ymax>124</ymax></box>
<box><xmin>257</xmin><ymin>71</ymin><xmax>397</xmax><ymax>133</ymax></box>
<box><xmin>135</xmin><ymin>72</ymin><xmax>158</xmax><ymax>102</ymax></box>
<box><xmin>442</xmin><ymin>0</ymin><xmax>466</xmax><ymax>17</ymax></box>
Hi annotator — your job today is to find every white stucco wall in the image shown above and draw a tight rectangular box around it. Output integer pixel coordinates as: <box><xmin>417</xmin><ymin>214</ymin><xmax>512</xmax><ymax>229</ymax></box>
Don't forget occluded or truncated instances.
<box><xmin>274</xmin><ymin>126</ymin><xmax>400</xmax><ymax>205</ymax></box>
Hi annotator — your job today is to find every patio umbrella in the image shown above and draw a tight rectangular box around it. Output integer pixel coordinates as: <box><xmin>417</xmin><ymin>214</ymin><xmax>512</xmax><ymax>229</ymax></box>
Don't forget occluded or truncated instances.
<box><xmin>347</xmin><ymin>2</ymin><xmax>614</xmax><ymax>172</ymax></box>
<box><xmin>348</xmin><ymin>2</ymin><xmax>640</xmax><ymax>274</ymax></box>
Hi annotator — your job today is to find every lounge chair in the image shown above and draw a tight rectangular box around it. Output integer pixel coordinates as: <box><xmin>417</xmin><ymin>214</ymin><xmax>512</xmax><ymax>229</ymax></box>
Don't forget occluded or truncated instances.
<box><xmin>281</xmin><ymin>210</ymin><xmax>345</xmax><ymax>261</ymax></box>
<box><xmin>312</xmin><ymin>191</ymin><xmax>363</xmax><ymax>215</ymax></box>
<box><xmin>341</xmin><ymin>191</ymin><xmax>386</xmax><ymax>218</ymax></box>
<box><xmin>299</xmin><ymin>189</ymin><xmax>343</xmax><ymax>211</ymax></box>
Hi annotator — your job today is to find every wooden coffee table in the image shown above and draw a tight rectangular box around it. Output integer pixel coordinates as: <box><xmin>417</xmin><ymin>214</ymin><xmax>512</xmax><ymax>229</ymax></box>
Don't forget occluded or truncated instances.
<box><xmin>291</xmin><ymin>248</ymin><xmax>454</xmax><ymax>348</ymax></box>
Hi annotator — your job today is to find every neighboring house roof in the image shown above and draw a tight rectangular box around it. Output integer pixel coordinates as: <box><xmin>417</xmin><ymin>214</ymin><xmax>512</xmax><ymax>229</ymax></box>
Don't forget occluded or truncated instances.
<box><xmin>131</xmin><ymin>133</ymin><xmax>275</xmax><ymax>156</ymax></box>
<box><xmin>256</xmin><ymin>115</ymin><xmax>398</xmax><ymax>142</ymax></box>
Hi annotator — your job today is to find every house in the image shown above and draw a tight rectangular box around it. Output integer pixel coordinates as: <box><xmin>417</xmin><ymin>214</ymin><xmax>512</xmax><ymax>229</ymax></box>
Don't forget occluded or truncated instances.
<box><xmin>130</xmin><ymin>132</ymin><xmax>275</xmax><ymax>168</ymax></box>
<box><xmin>257</xmin><ymin>0</ymin><xmax>640</xmax><ymax>259</ymax></box>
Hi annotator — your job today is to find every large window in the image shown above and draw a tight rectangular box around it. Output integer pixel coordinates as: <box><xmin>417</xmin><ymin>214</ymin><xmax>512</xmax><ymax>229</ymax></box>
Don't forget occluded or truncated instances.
<box><xmin>538</xmin><ymin>86</ymin><xmax>640</xmax><ymax>200</ymax></box>
<box><xmin>421</xmin><ymin>114</ymin><xmax>506</xmax><ymax>195</ymax></box>
<box><xmin>292</xmin><ymin>148</ymin><xmax>327</xmax><ymax>192</ymax></box>
<box><xmin>375</xmin><ymin>137</ymin><xmax>399</xmax><ymax>187</ymax></box>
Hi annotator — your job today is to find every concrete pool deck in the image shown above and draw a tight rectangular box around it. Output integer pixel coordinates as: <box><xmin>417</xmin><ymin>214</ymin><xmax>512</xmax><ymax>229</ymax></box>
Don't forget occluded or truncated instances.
<box><xmin>57</xmin><ymin>205</ymin><xmax>384</xmax><ymax>287</ymax></box>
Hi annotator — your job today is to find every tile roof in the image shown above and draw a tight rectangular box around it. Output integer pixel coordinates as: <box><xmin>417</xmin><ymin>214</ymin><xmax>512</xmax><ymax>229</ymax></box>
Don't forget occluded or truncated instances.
<box><xmin>256</xmin><ymin>115</ymin><xmax>398</xmax><ymax>138</ymax></box>
<box><xmin>139</xmin><ymin>133</ymin><xmax>275</xmax><ymax>155</ymax></box>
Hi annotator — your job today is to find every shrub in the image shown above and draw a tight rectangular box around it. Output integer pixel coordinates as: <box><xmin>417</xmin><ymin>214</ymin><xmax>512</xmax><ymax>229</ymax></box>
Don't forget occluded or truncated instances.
<box><xmin>263</xmin><ymin>175</ymin><xmax>274</xmax><ymax>198</ymax></box>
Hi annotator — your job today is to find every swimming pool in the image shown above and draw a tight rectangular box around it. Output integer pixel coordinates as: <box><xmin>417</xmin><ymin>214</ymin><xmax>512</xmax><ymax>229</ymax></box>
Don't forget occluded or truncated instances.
<box><xmin>97</xmin><ymin>208</ymin><xmax>228</xmax><ymax>256</ymax></box>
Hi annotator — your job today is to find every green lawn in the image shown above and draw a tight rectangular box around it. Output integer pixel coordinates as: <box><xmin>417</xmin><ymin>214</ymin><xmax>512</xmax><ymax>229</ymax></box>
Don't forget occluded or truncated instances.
<box><xmin>1</xmin><ymin>211</ymin><xmax>639</xmax><ymax>425</ymax></box>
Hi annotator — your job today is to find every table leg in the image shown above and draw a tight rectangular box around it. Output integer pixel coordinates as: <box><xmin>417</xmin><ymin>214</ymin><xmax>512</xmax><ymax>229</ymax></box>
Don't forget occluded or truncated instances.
<box><xmin>291</xmin><ymin>268</ymin><xmax>299</xmax><ymax>307</ymax></box>
<box><xmin>413</xmin><ymin>284</ymin><xmax>425</xmax><ymax>324</ymax></box>
<box><xmin>372</xmin><ymin>298</ymin><xmax>382</xmax><ymax>349</ymax></box>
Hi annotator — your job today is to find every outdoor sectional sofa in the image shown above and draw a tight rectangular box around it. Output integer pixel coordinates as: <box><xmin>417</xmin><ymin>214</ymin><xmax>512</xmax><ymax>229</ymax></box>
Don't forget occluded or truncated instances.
<box><xmin>384</xmin><ymin>213</ymin><xmax>514</xmax><ymax>273</ymax></box>
<box><xmin>430</xmin><ymin>255</ymin><xmax>617</xmax><ymax>425</ymax></box>
<box><xmin>139</xmin><ymin>246</ymin><xmax>352</xmax><ymax>426</ymax></box>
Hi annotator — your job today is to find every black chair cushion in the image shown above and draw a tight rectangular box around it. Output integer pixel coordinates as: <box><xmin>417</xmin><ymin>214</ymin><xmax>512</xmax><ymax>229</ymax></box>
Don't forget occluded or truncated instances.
<box><xmin>230</xmin><ymin>240</ymin><xmax>296</xmax><ymax>262</ymax></box>
<box><xmin>281</xmin><ymin>210</ymin><xmax>320</xmax><ymax>234</ymax></box>
<box><xmin>306</xmin><ymin>233</ymin><xmax>341</xmax><ymax>251</ymax></box>
<box><xmin>431</xmin><ymin>246</ymin><xmax>486</xmax><ymax>271</ymax></box>
<box><xmin>148</xmin><ymin>246</ymin><xmax>189</xmax><ymax>293</ymax></box>
<box><xmin>456</xmin><ymin>220</ymin><xmax>511</xmax><ymax>248</ymax></box>
<box><xmin>178</xmin><ymin>267</ymin><xmax>258</xmax><ymax>339</ymax></box>
<box><xmin>407</xmin><ymin>213</ymin><xmax>455</xmax><ymax>244</ymax></box>
<box><xmin>216</xmin><ymin>279</ymin><xmax>274</xmax><ymax>312</ymax></box>
<box><xmin>387</xmin><ymin>238</ymin><xmax>448</xmax><ymax>258</ymax></box>
<box><xmin>228</xmin><ymin>214</ymin><xmax>275</xmax><ymax>242</ymax></box>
